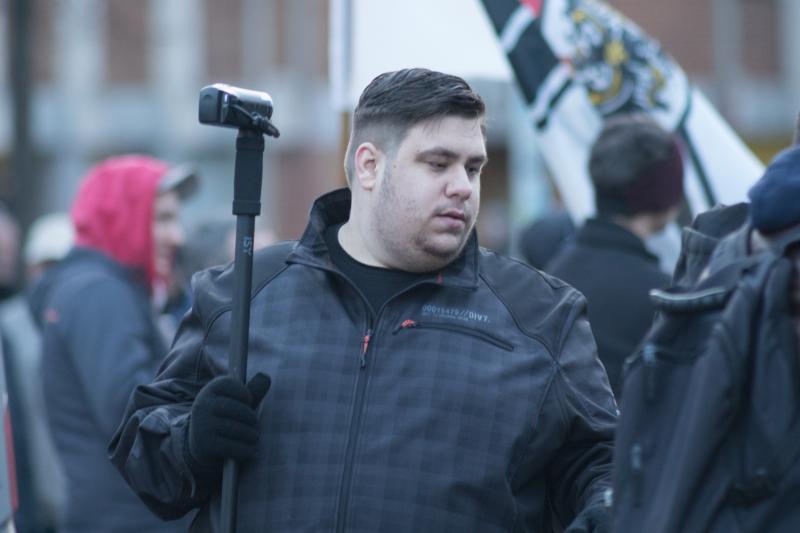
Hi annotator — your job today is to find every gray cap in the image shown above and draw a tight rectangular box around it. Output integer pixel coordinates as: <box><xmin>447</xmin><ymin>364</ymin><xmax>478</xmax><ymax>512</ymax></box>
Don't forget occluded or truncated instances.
<box><xmin>159</xmin><ymin>163</ymin><xmax>199</xmax><ymax>199</ymax></box>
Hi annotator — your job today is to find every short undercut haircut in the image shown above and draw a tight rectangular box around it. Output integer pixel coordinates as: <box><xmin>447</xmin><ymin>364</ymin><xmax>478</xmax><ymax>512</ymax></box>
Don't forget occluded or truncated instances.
<box><xmin>344</xmin><ymin>68</ymin><xmax>486</xmax><ymax>184</ymax></box>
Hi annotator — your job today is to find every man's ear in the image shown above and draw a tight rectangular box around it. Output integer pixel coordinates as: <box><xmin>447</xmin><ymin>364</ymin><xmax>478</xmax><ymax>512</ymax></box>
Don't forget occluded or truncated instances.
<box><xmin>353</xmin><ymin>142</ymin><xmax>380</xmax><ymax>191</ymax></box>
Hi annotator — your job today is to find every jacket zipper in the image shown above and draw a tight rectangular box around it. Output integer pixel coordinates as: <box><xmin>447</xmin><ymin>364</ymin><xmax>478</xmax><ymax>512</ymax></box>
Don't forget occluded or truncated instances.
<box><xmin>642</xmin><ymin>344</ymin><xmax>657</xmax><ymax>403</ymax></box>
<box><xmin>335</xmin><ymin>323</ymin><xmax>373</xmax><ymax>533</ymax></box>
<box><xmin>290</xmin><ymin>259</ymin><xmax>479</xmax><ymax>529</ymax></box>
<box><xmin>360</xmin><ymin>329</ymin><xmax>371</xmax><ymax>368</ymax></box>
<box><xmin>392</xmin><ymin>319</ymin><xmax>514</xmax><ymax>351</ymax></box>
<box><xmin>631</xmin><ymin>443</ymin><xmax>644</xmax><ymax>507</ymax></box>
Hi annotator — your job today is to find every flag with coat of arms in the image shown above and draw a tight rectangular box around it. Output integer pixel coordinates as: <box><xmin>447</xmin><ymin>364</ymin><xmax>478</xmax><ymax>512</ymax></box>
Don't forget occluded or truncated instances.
<box><xmin>478</xmin><ymin>0</ymin><xmax>764</xmax><ymax>220</ymax></box>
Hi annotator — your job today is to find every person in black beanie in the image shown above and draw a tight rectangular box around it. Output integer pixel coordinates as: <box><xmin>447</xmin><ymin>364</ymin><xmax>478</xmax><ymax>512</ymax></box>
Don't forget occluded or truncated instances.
<box><xmin>748</xmin><ymin>126</ymin><xmax>800</xmax><ymax>354</ymax></box>
<box><xmin>748</xmin><ymin>145</ymin><xmax>800</xmax><ymax>236</ymax></box>
<box><xmin>547</xmin><ymin>113</ymin><xmax>684</xmax><ymax>399</ymax></box>
<box><xmin>609</xmin><ymin>113</ymin><xmax>800</xmax><ymax>533</ymax></box>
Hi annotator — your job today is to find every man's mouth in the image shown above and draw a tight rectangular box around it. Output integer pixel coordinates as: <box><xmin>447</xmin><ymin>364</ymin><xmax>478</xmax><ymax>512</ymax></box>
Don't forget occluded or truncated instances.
<box><xmin>438</xmin><ymin>209</ymin><xmax>466</xmax><ymax>222</ymax></box>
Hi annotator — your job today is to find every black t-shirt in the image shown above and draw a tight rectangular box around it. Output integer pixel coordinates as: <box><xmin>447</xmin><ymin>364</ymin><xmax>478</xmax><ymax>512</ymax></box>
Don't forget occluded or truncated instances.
<box><xmin>323</xmin><ymin>224</ymin><xmax>429</xmax><ymax>313</ymax></box>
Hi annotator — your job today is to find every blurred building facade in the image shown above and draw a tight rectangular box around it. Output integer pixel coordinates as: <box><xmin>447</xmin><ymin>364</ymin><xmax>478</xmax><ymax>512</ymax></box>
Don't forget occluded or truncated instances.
<box><xmin>1</xmin><ymin>0</ymin><xmax>798</xmax><ymax>240</ymax></box>
<box><xmin>2</xmin><ymin>0</ymin><xmax>342</xmax><ymax>239</ymax></box>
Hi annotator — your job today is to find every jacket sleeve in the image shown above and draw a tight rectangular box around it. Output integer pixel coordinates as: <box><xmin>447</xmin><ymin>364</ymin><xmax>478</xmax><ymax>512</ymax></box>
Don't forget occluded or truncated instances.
<box><xmin>546</xmin><ymin>294</ymin><xmax>618</xmax><ymax>525</ymax></box>
<box><xmin>108</xmin><ymin>273</ymin><xmax>227</xmax><ymax>520</ymax></box>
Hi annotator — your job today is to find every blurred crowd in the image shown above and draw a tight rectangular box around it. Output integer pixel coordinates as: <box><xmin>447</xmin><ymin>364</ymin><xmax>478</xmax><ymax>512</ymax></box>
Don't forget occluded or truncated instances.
<box><xmin>0</xmin><ymin>157</ymin><xmax>274</xmax><ymax>532</ymax></box>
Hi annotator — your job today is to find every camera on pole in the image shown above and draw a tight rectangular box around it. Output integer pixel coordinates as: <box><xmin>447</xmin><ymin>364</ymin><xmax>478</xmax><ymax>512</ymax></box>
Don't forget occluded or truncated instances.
<box><xmin>198</xmin><ymin>83</ymin><xmax>279</xmax><ymax>533</ymax></box>
<box><xmin>199</xmin><ymin>83</ymin><xmax>280</xmax><ymax>138</ymax></box>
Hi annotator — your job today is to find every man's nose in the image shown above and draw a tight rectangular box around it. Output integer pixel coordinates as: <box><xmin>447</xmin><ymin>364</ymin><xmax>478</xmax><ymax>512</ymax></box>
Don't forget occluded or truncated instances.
<box><xmin>445</xmin><ymin>166</ymin><xmax>473</xmax><ymax>200</ymax></box>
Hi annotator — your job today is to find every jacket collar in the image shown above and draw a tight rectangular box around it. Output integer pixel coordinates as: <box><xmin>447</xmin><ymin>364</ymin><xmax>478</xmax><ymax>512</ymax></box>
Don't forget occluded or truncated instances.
<box><xmin>577</xmin><ymin>217</ymin><xmax>660</xmax><ymax>264</ymax></box>
<box><xmin>29</xmin><ymin>246</ymin><xmax>150</xmax><ymax>330</ymax></box>
<box><xmin>68</xmin><ymin>247</ymin><xmax>150</xmax><ymax>287</ymax></box>
<box><xmin>288</xmin><ymin>188</ymin><xmax>479</xmax><ymax>289</ymax></box>
<box><xmin>706</xmin><ymin>221</ymin><xmax>752</xmax><ymax>277</ymax></box>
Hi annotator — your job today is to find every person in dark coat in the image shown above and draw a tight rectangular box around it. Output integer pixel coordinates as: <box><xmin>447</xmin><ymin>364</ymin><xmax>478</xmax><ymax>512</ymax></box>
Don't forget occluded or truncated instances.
<box><xmin>546</xmin><ymin>114</ymin><xmax>684</xmax><ymax>399</ymax></box>
<box><xmin>611</xmin><ymin>115</ymin><xmax>800</xmax><ymax>533</ymax></box>
<box><xmin>31</xmin><ymin>156</ymin><xmax>196</xmax><ymax>533</ymax></box>
<box><xmin>109</xmin><ymin>68</ymin><xmax>617</xmax><ymax>533</ymax></box>
<box><xmin>517</xmin><ymin>208</ymin><xmax>576</xmax><ymax>270</ymax></box>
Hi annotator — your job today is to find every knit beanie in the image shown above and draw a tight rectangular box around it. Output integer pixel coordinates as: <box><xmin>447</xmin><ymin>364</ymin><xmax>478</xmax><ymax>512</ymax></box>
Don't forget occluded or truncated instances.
<box><xmin>748</xmin><ymin>145</ymin><xmax>800</xmax><ymax>235</ymax></box>
<box><xmin>590</xmin><ymin>114</ymin><xmax>685</xmax><ymax>217</ymax></box>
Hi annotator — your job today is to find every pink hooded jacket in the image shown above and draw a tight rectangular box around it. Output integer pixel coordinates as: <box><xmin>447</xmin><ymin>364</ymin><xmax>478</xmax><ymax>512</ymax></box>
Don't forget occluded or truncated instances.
<box><xmin>70</xmin><ymin>155</ymin><xmax>169</xmax><ymax>289</ymax></box>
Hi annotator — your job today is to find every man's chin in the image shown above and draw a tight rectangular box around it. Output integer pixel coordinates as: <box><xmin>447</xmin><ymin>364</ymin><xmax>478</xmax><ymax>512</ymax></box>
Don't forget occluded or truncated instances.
<box><xmin>420</xmin><ymin>234</ymin><xmax>469</xmax><ymax>261</ymax></box>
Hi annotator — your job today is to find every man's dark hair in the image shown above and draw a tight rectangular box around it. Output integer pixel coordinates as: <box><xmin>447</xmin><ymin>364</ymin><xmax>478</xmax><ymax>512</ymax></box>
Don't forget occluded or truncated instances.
<box><xmin>589</xmin><ymin>113</ymin><xmax>684</xmax><ymax>216</ymax></box>
<box><xmin>344</xmin><ymin>68</ymin><xmax>486</xmax><ymax>184</ymax></box>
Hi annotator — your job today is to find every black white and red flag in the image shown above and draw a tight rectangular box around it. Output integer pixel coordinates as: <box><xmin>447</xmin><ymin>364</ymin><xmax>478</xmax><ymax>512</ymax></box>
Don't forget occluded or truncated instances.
<box><xmin>479</xmin><ymin>0</ymin><xmax>763</xmax><ymax>220</ymax></box>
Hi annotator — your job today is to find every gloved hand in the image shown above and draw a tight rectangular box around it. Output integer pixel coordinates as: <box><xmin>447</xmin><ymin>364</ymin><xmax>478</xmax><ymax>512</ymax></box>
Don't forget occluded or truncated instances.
<box><xmin>565</xmin><ymin>504</ymin><xmax>610</xmax><ymax>533</ymax></box>
<box><xmin>186</xmin><ymin>373</ymin><xmax>271</xmax><ymax>472</ymax></box>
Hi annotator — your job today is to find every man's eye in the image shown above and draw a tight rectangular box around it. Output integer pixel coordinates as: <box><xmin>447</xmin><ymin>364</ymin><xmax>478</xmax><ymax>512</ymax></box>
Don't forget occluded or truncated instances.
<box><xmin>467</xmin><ymin>166</ymin><xmax>481</xmax><ymax>176</ymax></box>
<box><xmin>427</xmin><ymin>161</ymin><xmax>447</xmax><ymax>171</ymax></box>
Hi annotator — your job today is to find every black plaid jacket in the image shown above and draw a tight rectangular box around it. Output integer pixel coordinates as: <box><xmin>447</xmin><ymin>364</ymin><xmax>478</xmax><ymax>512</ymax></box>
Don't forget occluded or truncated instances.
<box><xmin>110</xmin><ymin>189</ymin><xmax>617</xmax><ymax>532</ymax></box>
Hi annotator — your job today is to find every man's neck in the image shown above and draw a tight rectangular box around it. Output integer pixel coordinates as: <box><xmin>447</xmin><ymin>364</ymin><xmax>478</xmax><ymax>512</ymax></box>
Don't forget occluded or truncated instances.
<box><xmin>610</xmin><ymin>214</ymin><xmax>656</xmax><ymax>241</ymax></box>
<box><xmin>338</xmin><ymin>220</ymin><xmax>385</xmax><ymax>268</ymax></box>
<box><xmin>324</xmin><ymin>222</ymin><xmax>428</xmax><ymax>313</ymax></box>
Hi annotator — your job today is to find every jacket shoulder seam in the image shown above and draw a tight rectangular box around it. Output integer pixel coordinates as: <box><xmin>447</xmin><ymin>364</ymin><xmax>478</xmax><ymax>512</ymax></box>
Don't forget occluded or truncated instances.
<box><xmin>480</xmin><ymin>248</ymin><xmax>572</xmax><ymax>290</ymax></box>
<box><xmin>552</xmin><ymin>358</ymin><xmax>598</xmax><ymax>425</ymax></box>
<box><xmin>553</xmin><ymin>290</ymin><xmax>585</xmax><ymax>360</ymax></box>
<box><xmin>478</xmin><ymin>268</ymin><xmax>566</xmax><ymax>361</ymax></box>
<box><xmin>202</xmin><ymin>262</ymin><xmax>292</xmax><ymax>338</ymax></box>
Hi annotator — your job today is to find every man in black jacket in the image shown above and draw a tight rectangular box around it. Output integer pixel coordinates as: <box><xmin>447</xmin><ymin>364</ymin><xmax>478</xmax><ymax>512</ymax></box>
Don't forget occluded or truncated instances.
<box><xmin>547</xmin><ymin>114</ymin><xmax>684</xmax><ymax>398</ymax></box>
<box><xmin>110</xmin><ymin>68</ymin><xmax>617</xmax><ymax>532</ymax></box>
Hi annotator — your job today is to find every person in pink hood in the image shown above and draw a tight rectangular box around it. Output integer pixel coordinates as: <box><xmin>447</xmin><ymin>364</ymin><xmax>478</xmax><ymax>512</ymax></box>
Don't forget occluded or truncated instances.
<box><xmin>32</xmin><ymin>155</ymin><xmax>197</xmax><ymax>533</ymax></box>
<box><xmin>71</xmin><ymin>155</ymin><xmax>194</xmax><ymax>295</ymax></box>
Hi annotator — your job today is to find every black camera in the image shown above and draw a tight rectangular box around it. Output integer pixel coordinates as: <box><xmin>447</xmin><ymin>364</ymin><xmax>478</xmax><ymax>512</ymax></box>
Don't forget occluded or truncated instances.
<box><xmin>198</xmin><ymin>83</ymin><xmax>279</xmax><ymax>137</ymax></box>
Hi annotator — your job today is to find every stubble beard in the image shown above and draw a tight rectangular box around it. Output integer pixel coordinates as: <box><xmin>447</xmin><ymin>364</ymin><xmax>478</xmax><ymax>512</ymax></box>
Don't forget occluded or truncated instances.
<box><xmin>413</xmin><ymin>214</ymin><xmax>475</xmax><ymax>262</ymax></box>
<box><xmin>373</xmin><ymin>168</ymin><xmax>475</xmax><ymax>272</ymax></box>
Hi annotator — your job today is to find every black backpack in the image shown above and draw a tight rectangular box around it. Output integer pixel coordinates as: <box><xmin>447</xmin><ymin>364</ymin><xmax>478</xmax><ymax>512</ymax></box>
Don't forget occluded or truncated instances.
<box><xmin>612</xmin><ymin>204</ymin><xmax>800</xmax><ymax>533</ymax></box>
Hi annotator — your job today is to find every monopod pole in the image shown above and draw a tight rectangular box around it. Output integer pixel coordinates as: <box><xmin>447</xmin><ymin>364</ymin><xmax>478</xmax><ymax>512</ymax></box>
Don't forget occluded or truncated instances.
<box><xmin>220</xmin><ymin>128</ymin><xmax>265</xmax><ymax>533</ymax></box>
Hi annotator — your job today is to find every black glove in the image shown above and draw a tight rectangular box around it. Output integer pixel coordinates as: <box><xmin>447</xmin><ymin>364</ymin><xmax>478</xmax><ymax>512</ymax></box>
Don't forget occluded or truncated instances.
<box><xmin>186</xmin><ymin>373</ymin><xmax>271</xmax><ymax>472</ymax></box>
<box><xmin>565</xmin><ymin>504</ymin><xmax>610</xmax><ymax>533</ymax></box>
